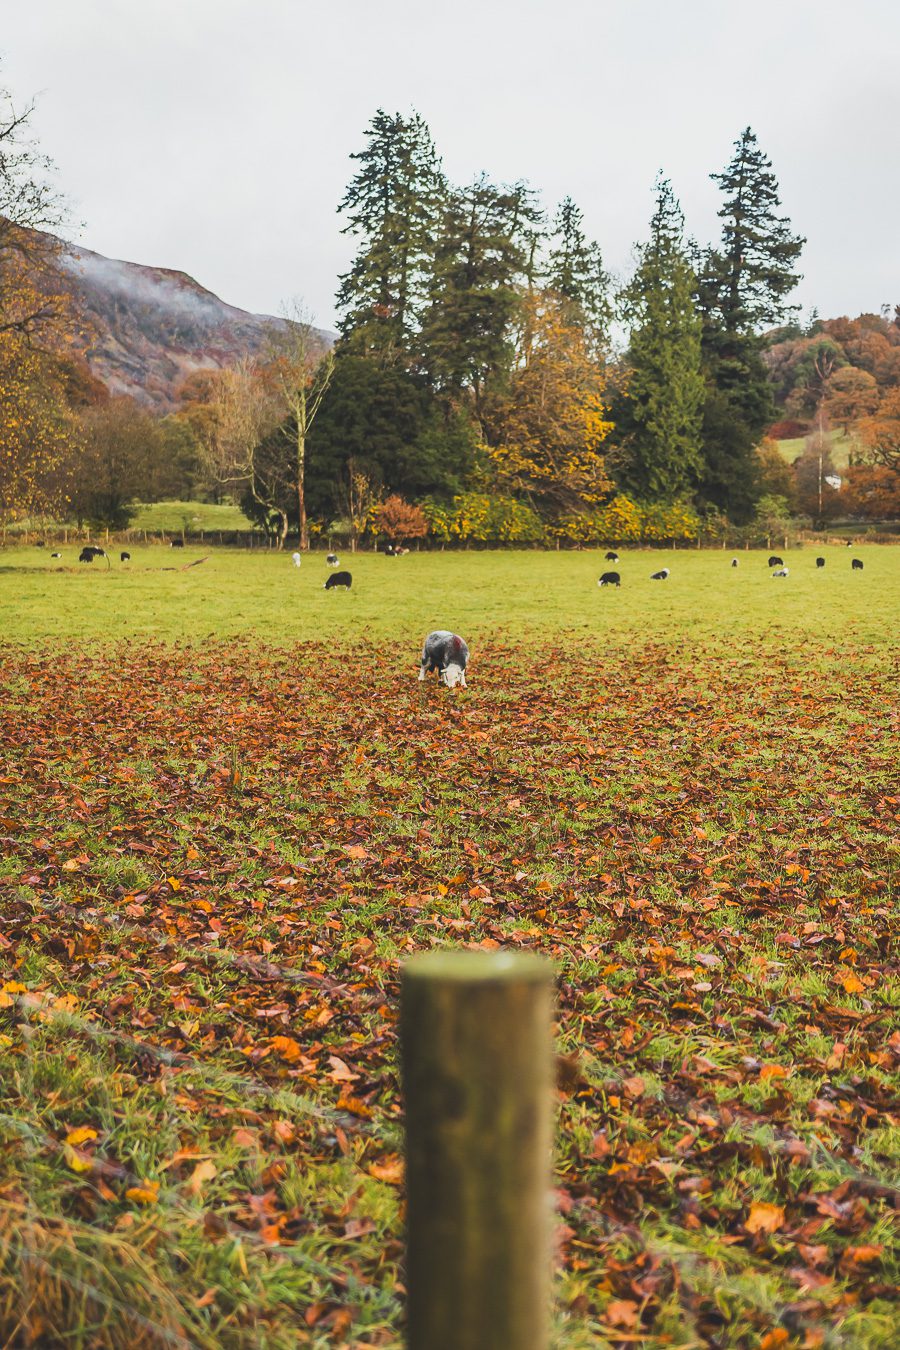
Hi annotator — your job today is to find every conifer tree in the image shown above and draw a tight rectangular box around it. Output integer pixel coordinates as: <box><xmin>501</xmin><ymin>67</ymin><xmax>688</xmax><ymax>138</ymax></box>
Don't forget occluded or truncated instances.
<box><xmin>418</xmin><ymin>176</ymin><xmax>543</xmax><ymax>416</ymax></box>
<box><xmin>704</xmin><ymin>127</ymin><xmax>805</xmax><ymax>333</ymax></box>
<box><xmin>546</xmin><ymin>197</ymin><xmax>611</xmax><ymax>348</ymax></box>
<box><xmin>696</xmin><ymin>128</ymin><xmax>805</xmax><ymax>520</ymax></box>
<box><xmin>615</xmin><ymin>177</ymin><xmax>704</xmax><ymax>502</ymax></box>
<box><xmin>336</xmin><ymin>110</ymin><xmax>445</xmax><ymax>362</ymax></box>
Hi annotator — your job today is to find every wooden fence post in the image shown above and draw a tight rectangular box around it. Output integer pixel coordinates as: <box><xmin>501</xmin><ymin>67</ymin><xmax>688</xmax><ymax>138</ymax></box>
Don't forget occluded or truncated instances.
<box><xmin>401</xmin><ymin>949</ymin><xmax>554</xmax><ymax>1350</ymax></box>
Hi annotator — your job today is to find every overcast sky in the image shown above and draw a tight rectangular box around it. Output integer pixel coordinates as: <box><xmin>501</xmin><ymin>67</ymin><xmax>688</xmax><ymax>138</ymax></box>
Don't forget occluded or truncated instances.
<box><xmin>4</xmin><ymin>0</ymin><xmax>897</xmax><ymax>330</ymax></box>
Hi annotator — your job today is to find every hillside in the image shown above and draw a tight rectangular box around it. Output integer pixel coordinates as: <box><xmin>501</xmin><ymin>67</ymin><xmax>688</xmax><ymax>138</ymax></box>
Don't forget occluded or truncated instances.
<box><xmin>48</xmin><ymin>233</ymin><xmax>331</xmax><ymax>410</ymax></box>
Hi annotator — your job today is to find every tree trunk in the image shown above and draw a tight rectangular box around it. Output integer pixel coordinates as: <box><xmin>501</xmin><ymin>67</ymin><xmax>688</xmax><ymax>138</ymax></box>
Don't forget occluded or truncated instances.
<box><xmin>297</xmin><ymin>425</ymin><xmax>308</xmax><ymax>551</ymax></box>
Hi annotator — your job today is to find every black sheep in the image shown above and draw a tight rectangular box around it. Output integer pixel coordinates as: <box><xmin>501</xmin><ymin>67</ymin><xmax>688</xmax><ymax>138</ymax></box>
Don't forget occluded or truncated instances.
<box><xmin>120</xmin><ymin>551</ymin><xmax>131</xmax><ymax>563</ymax></box>
<box><xmin>324</xmin><ymin>571</ymin><xmax>352</xmax><ymax>590</ymax></box>
<box><xmin>768</xmin><ymin>555</ymin><xmax>784</xmax><ymax>567</ymax></box>
<box><xmin>78</xmin><ymin>547</ymin><xmax>95</xmax><ymax>563</ymax></box>
<box><xmin>816</xmin><ymin>557</ymin><xmax>825</xmax><ymax>568</ymax></box>
<box><xmin>650</xmin><ymin>568</ymin><xmax>670</xmax><ymax>580</ymax></box>
<box><xmin>852</xmin><ymin>559</ymin><xmax>864</xmax><ymax>570</ymax></box>
<box><xmin>604</xmin><ymin>550</ymin><xmax>619</xmax><ymax>562</ymax></box>
<box><xmin>598</xmin><ymin>572</ymin><xmax>621</xmax><ymax>587</ymax></box>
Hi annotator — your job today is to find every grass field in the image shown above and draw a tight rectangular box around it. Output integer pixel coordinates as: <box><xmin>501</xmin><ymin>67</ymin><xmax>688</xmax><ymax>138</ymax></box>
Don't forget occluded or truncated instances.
<box><xmin>775</xmin><ymin>430</ymin><xmax>858</xmax><ymax>469</ymax></box>
<box><xmin>128</xmin><ymin>500</ymin><xmax>261</xmax><ymax>534</ymax></box>
<box><xmin>0</xmin><ymin>548</ymin><xmax>897</xmax><ymax>1348</ymax></box>
<box><xmin>0</xmin><ymin>543</ymin><xmax>895</xmax><ymax>647</ymax></box>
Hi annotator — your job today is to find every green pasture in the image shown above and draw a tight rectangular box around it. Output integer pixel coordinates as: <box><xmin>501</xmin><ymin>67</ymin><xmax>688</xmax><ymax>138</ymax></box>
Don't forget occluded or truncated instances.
<box><xmin>775</xmin><ymin>428</ymin><xmax>857</xmax><ymax>467</ymax></box>
<box><xmin>127</xmin><ymin>499</ymin><xmax>260</xmax><ymax>533</ymax></box>
<box><xmin>0</xmin><ymin>543</ymin><xmax>895</xmax><ymax>649</ymax></box>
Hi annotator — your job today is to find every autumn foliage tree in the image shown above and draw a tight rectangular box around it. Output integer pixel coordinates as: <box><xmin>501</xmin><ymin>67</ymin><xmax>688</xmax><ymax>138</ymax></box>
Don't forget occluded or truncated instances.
<box><xmin>857</xmin><ymin>386</ymin><xmax>900</xmax><ymax>472</ymax></box>
<box><xmin>375</xmin><ymin>494</ymin><xmax>428</xmax><ymax>546</ymax></box>
<box><xmin>484</xmin><ymin>290</ymin><xmax>612</xmax><ymax>519</ymax></box>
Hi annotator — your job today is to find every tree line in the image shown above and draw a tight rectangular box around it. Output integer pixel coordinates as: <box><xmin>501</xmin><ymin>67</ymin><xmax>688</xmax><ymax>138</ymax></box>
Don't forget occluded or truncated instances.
<box><xmin>2</xmin><ymin>74</ymin><xmax>898</xmax><ymax>544</ymax></box>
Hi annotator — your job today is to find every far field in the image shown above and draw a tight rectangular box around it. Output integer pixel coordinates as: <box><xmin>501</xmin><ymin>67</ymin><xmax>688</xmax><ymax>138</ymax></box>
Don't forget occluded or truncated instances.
<box><xmin>0</xmin><ymin>548</ymin><xmax>897</xmax><ymax>1348</ymax></box>
<box><xmin>775</xmin><ymin>429</ymin><xmax>857</xmax><ymax>468</ymax></box>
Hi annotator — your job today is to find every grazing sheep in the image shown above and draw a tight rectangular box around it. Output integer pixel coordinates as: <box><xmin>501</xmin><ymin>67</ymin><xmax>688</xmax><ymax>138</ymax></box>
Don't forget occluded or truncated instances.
<box><xmin>650</xmin><ymin>568</ymin><xmax>670</xmax><ymax>581</ymax></box>
<box><xmin>291</xmin><ymin>552</ymin><xmax>302</xmax><ymax>567</ymax></box>
<box><xmin>768</xmin><ymin>555</ymin><xmax>784</xmax><ymax>568</ymax></box>
<box><xmin>78</xmin><ymin>547</ymin><xmax>95</xmax><ymax>563</ymax></box>
<box><xmin>731</xmin><ymin>558</ymin><xmax>739</xmax><ymax>567</ymax></box>
<box><xmin>598</xmin><ymin>571</ymin><xmax>621</xmax><ymax>587</ymax></box>
<box><xmin>419</xmin><ymin>630</ymin><xmax>469</xmax><ymax>688</ymax></box>
<box><xmin>324</xmin><ymin>570</ymin><xmax>352</xmax><ymax>590</ymax></box>
<box><xmin>852</xmin><ymin>559</ymin><xmax>864</xmax><ymax>570</ymax></box>
<box><xmin>605</xmin><ymin>550</ymin><xmax>619</xmax><ymax>562</ymax></box>
<box><xmin>51</xmin><ymin>552</ymin><xmax>62</xmax><ymax>559</ymax></box>
<box><xmin>816</xmin><ymin>557</ymin><xmax>825</xmax><ymax>568</ymax></box>
<box><xmin>170</xmin><ymin>539</ymin><xmax>184</xmax><ymax>548</ymax></box>
<box><xmin>772</xmin><ymin>567</ymin><xmax>789</xmax><ymax>578</ymax></box>
<box><xmin>326</xmin><ymin>553</ymin><xmax>340</xmax><ymax>567</ymax></box>
<box><xmin>36</xmin><ymin>541</ymin><xmax>45</xmax><ymax>548</ymax></box>
<box><xmin>120</xmin><ymin>551</ymin><xmax>130</xmax><ymax>563</ymax></box>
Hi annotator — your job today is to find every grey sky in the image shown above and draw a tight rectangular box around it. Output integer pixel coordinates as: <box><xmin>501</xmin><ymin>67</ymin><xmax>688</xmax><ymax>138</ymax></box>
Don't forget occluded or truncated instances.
<box><xmin>4</xmin><ymin>0</ymin><xmax>897</xmax><ymax>330</ymax></box>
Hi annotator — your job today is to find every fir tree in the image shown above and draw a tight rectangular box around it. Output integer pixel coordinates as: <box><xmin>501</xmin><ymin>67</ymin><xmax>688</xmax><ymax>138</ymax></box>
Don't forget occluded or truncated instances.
<box><xmin>614</xmin><ymin>177</ymin><xmax>704</xmax><ymax>502</ymax></box>
<box><xmin>336</xmin><ymin>110</ymin><xmax>445</xmax><ymax>362</ymax></box>
<box><xmin>419</xmin><ymin>176</ymin><xmax>543</xmax><ymax>416</ymax></box>
<box><xmin>546</xmin><ymin>196</ymin><xmax>611</xmax><ymax>348</ymax></box>
<box><xmin>696</xmin><ymin>128</ymin><xmax>805</xmax><ymax>520</ymax></box>
<box><xmin>703</xmin><ymin>126</ymin><xmax>805</xmax><ymax>333</ymax></box>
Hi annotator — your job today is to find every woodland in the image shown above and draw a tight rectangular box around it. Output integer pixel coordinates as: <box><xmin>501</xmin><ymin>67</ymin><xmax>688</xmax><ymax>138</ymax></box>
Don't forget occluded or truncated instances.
<box><xmin>2</xmin><ymin>92</ymin><xmax>899</xmax><ymax>548</ymax></box>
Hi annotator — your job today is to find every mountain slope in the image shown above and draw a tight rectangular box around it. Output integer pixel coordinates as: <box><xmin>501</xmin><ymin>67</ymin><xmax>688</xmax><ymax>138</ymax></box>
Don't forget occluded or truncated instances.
<box><xmin>51</xmin><ymin>235</ymin><xmax>330</xmax><ymax>409</ymax></box>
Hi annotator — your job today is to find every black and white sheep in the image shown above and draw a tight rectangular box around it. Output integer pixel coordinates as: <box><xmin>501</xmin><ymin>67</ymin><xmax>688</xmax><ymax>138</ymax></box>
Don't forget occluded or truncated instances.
<box><xmin>598</xmin><ymin>571</ymin><xmax>621</xmax><ymax>587</ymax></box>
<box><xmin>324</xmin><ymin>570</ymin><xmax>352</xmax><ymax>590</ymax></box>
<box><xmin>418</xmin><ymin>631</ymin><xmax>469</xmax><ymax>689</ymax></box>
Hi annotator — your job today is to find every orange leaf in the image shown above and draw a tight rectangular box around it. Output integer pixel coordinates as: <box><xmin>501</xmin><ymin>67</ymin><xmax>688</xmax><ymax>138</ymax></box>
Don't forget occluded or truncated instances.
<box><xmin>125</xmin><ymin>1180</ymin><xmax>160</xmax><ymax>1206</ymax></box>
<box><xmin>270</xmin><ymin>1035</ymin><xmax>303</xmax><ymax>1062</ymax></box>
<box><xmin>187</xmin><ymin>1159</ymin><xmax>217</xmax><ymax>1195</ymax></box>
<box><xmin>368</xmin><ymin>1155</ymin><xmax>404</xmax><ymax>1185</ymax></box>
<box><xmin>745</xmin><ymin>1201</ymin><xmax>785</xmax><ymax>1234</ymax></box>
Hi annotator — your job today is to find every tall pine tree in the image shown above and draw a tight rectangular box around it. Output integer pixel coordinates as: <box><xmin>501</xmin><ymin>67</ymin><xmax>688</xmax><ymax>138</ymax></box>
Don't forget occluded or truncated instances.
<box><xmin>697</xmin><ymin>128</ymin><xmax>804</xmax><ymax>520</ymax></box>
<box><xmin>336</xmin><ymin>110</ymin><xmax>445</xmax><ymax>363</ymax></box>
<box><xmin>546</xmin><ymin>196</ymin><xmax>611</xmax><ymax>350</ymax></box>
<box><xmin>614</xmin><ymin>177</ymin><xmax>704</xmax><ymax>503</ymax></box>
<box><xmin>418</xmin><ymin>176</ymin><xmax>543</xmax><ymax>416</ymax></box>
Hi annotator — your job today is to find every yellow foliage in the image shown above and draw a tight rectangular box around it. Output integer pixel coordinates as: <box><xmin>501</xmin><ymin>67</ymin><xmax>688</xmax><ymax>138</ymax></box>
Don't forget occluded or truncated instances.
<box><xmin>484</xmin><ymin>291</ymin><xmax>613</xmax><ymax>511</ymax></box>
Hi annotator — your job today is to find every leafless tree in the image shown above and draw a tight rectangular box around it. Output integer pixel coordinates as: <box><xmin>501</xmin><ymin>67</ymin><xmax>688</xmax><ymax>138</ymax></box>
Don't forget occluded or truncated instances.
<box><xmin>199</xmin><ymin>361</ymin><xmax>289</xmax><ymax>544</ymax></box>
<box><xmin>265</xmin><ymin>300</ymin><xmax>334</xmax><ymax>549</ymax></box>
<box><xmin>0</xmin><ymin>72</ymin><xmax>68</xmax><ymax>338</ymax></box>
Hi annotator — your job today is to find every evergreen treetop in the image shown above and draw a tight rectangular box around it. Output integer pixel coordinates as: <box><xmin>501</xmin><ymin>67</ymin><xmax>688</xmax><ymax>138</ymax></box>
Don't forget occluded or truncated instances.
<box><xmin>702</xmin><ymin>126</ymin><xmax>805</xmax><ymax>334</ymax></box>
<box><xmin>336</xmin><ymin>109</ymin><xmax>445</xmax><ymax>362</ymax></box>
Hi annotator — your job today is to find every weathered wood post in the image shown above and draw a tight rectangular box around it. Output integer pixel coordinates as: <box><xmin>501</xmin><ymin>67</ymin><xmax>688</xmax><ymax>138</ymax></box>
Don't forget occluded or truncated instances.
<box><xmin>401</xmin><ymin>949</ymin><xmax>554</xmax><ymax>1350</ymax></box>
